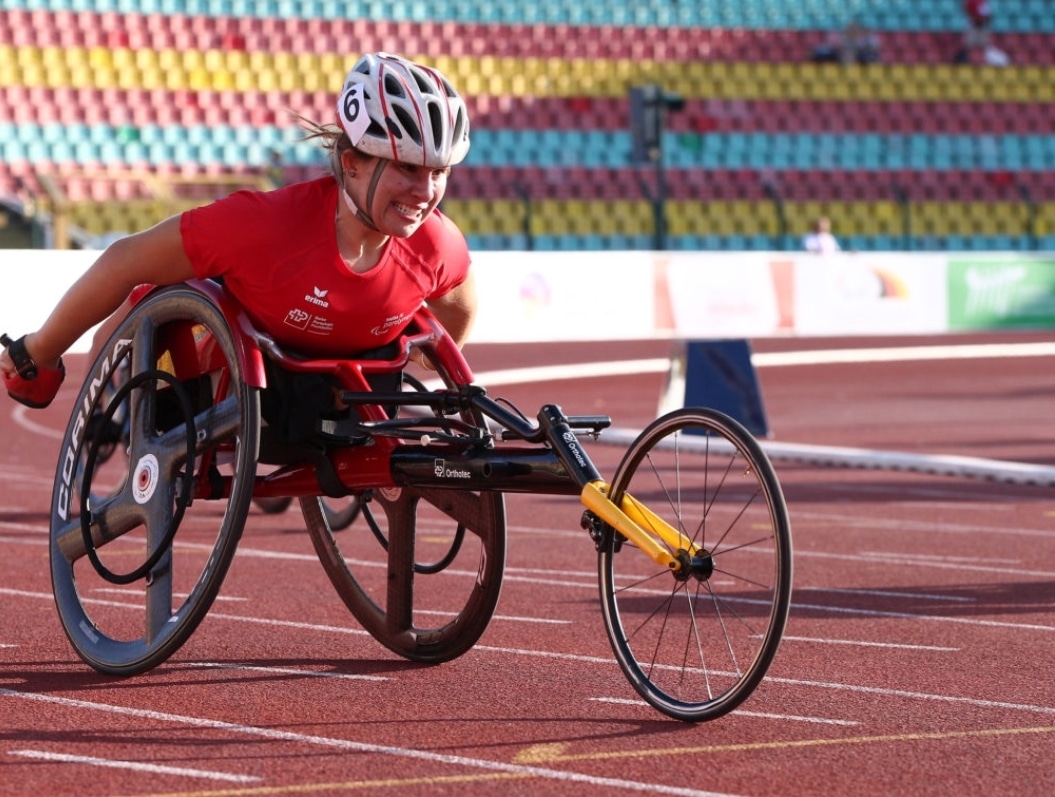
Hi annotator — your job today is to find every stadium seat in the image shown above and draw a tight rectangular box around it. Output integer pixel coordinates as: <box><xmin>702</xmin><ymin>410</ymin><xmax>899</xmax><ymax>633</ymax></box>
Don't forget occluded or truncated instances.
<box><xmin>1</xmin><ymin>3</ymin><xmax>1051</xmax><ymax>252</ymax></box>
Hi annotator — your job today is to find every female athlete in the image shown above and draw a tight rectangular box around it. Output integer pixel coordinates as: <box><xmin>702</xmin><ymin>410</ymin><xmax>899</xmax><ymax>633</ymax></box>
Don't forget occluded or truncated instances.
<box><xmin>1</xmin><ymin>52</ymin><xmax>474</xmax><ymax>409</ymax></box>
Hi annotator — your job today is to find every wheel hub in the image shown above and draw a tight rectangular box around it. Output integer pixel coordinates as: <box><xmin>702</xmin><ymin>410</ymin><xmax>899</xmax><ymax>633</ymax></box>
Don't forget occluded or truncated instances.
<box><xmin>673</xmin><ymin>548</ymin><xmax>714</xmax><ymax>582</ymax></box>
<box><xmin>132</xmin><ymin>454</ymin><xmax>160</xmax><ymax>504</ymax></box>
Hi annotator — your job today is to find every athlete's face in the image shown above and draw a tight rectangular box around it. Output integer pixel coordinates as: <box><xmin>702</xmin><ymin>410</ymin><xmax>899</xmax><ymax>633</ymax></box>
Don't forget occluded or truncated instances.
<box><xmin>363</xmin><ymin>159</ymin><xmax>450</xmax><ymax>237</ymax></box>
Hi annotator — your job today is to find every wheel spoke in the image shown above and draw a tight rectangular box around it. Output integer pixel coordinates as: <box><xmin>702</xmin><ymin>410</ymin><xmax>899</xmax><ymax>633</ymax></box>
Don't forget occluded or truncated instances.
<box><xmin>302</xmin><ymin>375</ymin><xmax>506</xmax><ymax>664</ymax></box>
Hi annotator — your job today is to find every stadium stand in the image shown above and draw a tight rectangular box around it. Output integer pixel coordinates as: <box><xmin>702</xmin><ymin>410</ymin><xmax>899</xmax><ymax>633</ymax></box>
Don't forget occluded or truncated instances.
<box><xmin>0</xmin><ymin>0</ymin><xmax>1052</xmax><ymax>251</ymax></box>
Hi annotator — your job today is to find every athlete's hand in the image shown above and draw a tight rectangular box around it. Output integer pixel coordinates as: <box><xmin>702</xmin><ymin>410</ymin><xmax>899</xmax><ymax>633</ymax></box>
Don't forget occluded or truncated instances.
<box><xmin>1</xmin><ymin>333</ymin><xmax>66</xmax><ymax>408</ymax></box>
<box><xmin>409</xmin><ymin>348</ymin><xmax>435</xmax><ymax>371</ymax></box>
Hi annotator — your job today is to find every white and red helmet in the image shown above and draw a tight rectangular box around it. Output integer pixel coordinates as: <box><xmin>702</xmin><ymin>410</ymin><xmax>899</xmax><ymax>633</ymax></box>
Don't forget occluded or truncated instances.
<box><xmin>336</xmin><ymin>53</ymin><xmax>471</xmax><ymax>168</ymax></box>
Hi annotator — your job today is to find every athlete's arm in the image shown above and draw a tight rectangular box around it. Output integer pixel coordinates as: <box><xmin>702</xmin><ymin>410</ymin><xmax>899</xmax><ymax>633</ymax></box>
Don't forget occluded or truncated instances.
<box><xmin>1</xmin><ymin>216</ymin><xmax>195</xmax><ymax>373</ymax></box>
<box><xmin>426</xmin><ymin>271</ymin><xmax>477</xmax><ymax>348</ymax></box>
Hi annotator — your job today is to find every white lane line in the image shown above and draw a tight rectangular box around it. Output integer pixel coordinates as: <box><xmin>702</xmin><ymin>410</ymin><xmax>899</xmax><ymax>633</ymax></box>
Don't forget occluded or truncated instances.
<box><xmin>9</xmin><ymin>749</ymin><xmax>261</xmax><ymax>783</ymax></box>
<box><xmin>795</xmin><ymin>548</ymin><xmax>1055</xmax><ymax>578</ymax></box>
<box><xmin>5</xmin><ymin>546</ymin><xmax>1054</xmax><ymax>634</ymax></box>
<box><xmin>0</xmin><ymin>689</ymin><xmax>746</xmax><ymax>797</ymax></box>
<box><xmin>460</xmin><ymin>341</ymin><xmax>1055</xmax><ymax>389</ymax></box>
<box><xmin>751</xmin><ymin>341</ymin><xmax>1055</xmax><ymax>367</ymax></box>
<box><xmin>0</xmin><ymin>585</ymin><xmax>565</xmax><ymax>630</ymax></box>
<box><xmin>0</xmin><ymin>526</ymin><xmax>48</xmax><ymax>537</ymax></box>
<box><xmin>733</xmin><ymin>710</ymin><xmax>857</xmax><ymax>726</ymax></box>
<box><xmin>465</xmin><ymin>359</ymin><xmax>670</xmax><ymax>387</ymax></box>
<box><xmin>193</xmin><ymin>662</ymin><xmax>387</xmax><ymax>682</ymax></box>
<box><xmin>790</xmin><ymin>512</ymin><xmax>1055</xmax><ymax>539</ymax></box>
<box><xmin>587</xmin><ymin>698</ymin><xmax>858</xmax><ymax>726</ymax></box>
<box><xmin>13</xmin><ymin>515</ymin><xmax>1052</xmax><ymax>585</ymax></box>
<box><xmin>0</xmin><ymin>588</ymin><xmax>51</xmax><ymax>600</ymax></box>
<box><xmin>780</xmin><ymin>636</ymin><xmax>959</xmax><ymax>652</ymax></box>
<box><xmin>480</xmin><ymin>647</ymin><xmax>1055</xmax><ymax>717</ymax></box>
<box><xmin>413</xmin><ymin>608</ymin><xmax>572</xmax><ymax>624</ymax></box>
<box><xmin>763</xmin><ymin>676</ymin><xmax>1055</xmax><ymax>716</ymax></box>
<box><xmin>813</xmin><ymin>587</ymin><xmax>976</xmax><ymax>603</ymax></box>
<box><xmin>92</xmin><ymin>588</ymin><xmax>249</xmax><ymax>603</ymax></box>
<box><xmin>0</xmin><ymin>588</ymin><xmax>1045</xmax><ymax>718</ymax></box>
<box><xmin>788</xmin><ymin>598</ymin><xmax>1055</xmax><ymax>633</ymax></box>
<box><xmin>9</xmin><ymin>404</ymin><xmax>64</xmax><ymax>440</ymax></box>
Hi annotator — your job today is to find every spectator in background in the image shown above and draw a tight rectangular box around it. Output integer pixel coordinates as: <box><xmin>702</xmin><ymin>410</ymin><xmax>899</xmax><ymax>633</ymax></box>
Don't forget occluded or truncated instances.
<box><xmin>963</xmin><ymin>0</ymin><xmax>992</xmax><ymax>48</ymax></box>
<box><xmin>955</xmin><ymin>0</ymin><xmax>1010</xmax><ymax>65</ymax></box>
<box><xmin>803</xmin><ymin>216</ymin><xmax>841</xmax><ymax>255</ymax></box>
<box><xmin>811</xmin><ymin>20</ymin><xmax>881</xmax><ymax>65</ymax></box>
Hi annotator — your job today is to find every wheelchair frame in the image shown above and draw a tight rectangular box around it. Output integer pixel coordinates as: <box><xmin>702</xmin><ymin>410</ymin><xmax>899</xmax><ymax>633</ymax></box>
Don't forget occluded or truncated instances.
<box><xmin>48</xmin><ymin>279</ymin><xmax>793</xmax><ymax>722</ymax></box>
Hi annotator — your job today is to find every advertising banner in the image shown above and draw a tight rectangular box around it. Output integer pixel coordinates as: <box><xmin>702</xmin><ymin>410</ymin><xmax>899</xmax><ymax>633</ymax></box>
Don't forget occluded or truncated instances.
<box><xmin>946</xmin><ymin>255</ymin><xmax>1055</xmax><ymax>330</ymax></box>
<box><xmin>5</xmin><ymin>250</ymin><xmax>1052</xmax><ymax>349</ymax></box>
<box><xmin>659</xmin><ymin>252</ymin><xmax>786</xmax><ymax>338</ymax></box>
<box><xmin>470</xmin><ymin>251</ymin><xmax>657</xmax><ymax>341</ymax></box>
<box><xmin>793</xmin><ymin>253</ymin><xmax>948</xmax><ymax>336</ymax></box>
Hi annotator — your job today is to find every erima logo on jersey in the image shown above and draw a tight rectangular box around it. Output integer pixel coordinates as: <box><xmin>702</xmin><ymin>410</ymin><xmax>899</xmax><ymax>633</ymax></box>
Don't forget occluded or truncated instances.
<box><xmin>305</xmin><ymin>287</ymin><xmax>329</xmax><ymax>308</ymax></box>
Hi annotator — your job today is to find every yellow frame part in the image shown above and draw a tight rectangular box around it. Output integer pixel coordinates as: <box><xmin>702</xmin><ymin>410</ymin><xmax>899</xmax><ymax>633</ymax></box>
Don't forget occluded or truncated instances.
<box><xmin>579</xmin><ymin>481</ymin><xmax>701</xmax><ymax>571</ymax></box>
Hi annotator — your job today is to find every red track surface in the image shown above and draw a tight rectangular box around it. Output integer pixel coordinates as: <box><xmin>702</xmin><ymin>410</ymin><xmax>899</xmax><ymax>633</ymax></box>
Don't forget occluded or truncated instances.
<box><xmin>2</xmin><ymin>331</ymin><xmax>1053</xmax><ymax>797</ymax></box>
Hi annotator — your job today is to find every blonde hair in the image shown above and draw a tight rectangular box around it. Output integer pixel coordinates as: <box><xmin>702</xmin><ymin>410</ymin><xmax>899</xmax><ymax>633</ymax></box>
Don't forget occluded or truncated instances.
<box><xmin>294</xmin><ymin>114</ymin><xmax>353</xmax><ymax>181</ymax></box>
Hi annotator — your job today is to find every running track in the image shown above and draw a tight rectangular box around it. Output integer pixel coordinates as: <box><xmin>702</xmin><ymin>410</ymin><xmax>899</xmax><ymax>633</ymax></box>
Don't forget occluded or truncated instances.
<box><xmin>2</xmin><ymin>331</ymin><xmax>1053</xmax><ymax>797</ymax></box>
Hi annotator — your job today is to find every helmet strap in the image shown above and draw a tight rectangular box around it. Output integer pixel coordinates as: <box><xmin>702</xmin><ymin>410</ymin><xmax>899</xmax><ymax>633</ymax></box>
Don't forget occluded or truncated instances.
<box><xmin>340</xmin><ymin>158</ymin><xmax>389</xmax><ymax>233</ymax></box>
<box><xmin>362</xmin><ymin>159</ymin><xmax>389</xmax><ymax>224</ymax></box>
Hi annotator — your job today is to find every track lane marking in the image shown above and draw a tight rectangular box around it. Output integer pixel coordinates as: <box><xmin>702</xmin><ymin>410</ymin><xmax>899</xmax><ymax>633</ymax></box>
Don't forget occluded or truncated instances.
<box><xmin>763</xmin><ymin>677</ymin><xmax>1055</xmax><ymax>715</ymax></box>
<box><xmin>474</xmin><ymin>646</ymin><xmax>1055</xmax><ymax>716</ymax></box>
<box><xmin>110</xmin><ymin>771</ymin><xmax>538</xmax><ymax>796</ymax></box>
<box><xmin>815</xmin><ymin>586</ymin><xmax>976</xmax><ymax>603</ymax></box>
<box><xmin>586</xmin><ymin>699</ymin><xmax>858</xmax><ymax>726</ymax></box>
<box><xmin>788</xmin><ymin>598</ymin><xmax>1055</xmax><ymax>632</ymax></box>
<box><xmin>9</xmin><ymin>749</ymin><xmax>260</xmax><ymax>783</ymax></box>
<box><xmin>795</xmin><ymin>548</ymin><xmax>1055</xmax><ymax>577</ymax></box>
<box><xmin>453</xmin><ymin>341</ymin><xmax>1055</xmax><ymax>391</ymax></box>
<box><xmin>192</xmin><ymin>662</ymin><xmax>388</xmax><ymax>682</ymax></box>
<box><xmin>779</xmin><ymin>636</ymin><xmax>958</xmax><ymax>652</ymax></box>
<box><xmin>512</xmin><ymin>725</ymin><xmax>1055</xmax><ymax>764</ymax></box>
<box><xmin>1</xmin><ymin>588</ymin><xmax>1049</xmax><ymax>718</ymax></box>
<box><xmin>5</xmin><ymin>568</ymin><xmax>1053</xmax><ymax>640</ymax></box>
<box><xmin>0</xmin><ymin>688</ymin><xmax>746</xmax><ymax>797</ymax></box>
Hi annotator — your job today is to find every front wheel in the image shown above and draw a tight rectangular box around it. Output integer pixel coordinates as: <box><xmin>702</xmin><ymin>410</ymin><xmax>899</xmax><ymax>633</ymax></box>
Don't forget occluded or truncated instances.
<box><xmin>598</xmin><ymin>408</ymin><xmax>792</xmax><ymax>722</ymax></box>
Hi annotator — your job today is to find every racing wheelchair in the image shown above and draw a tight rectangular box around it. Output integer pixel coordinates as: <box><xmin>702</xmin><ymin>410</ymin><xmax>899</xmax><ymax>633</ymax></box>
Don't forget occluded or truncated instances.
<box><xmin>49</xmin><ymin>279</ymin><xmax>792</xmax><ymax>722</ymax></box>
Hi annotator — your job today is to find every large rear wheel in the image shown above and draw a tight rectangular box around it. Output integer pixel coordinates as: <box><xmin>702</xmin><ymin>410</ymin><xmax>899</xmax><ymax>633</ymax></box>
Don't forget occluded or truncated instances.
<box><xmin>303</xmin><ymin>487</ymin><xmax>505</xmax><ymax>662</ymax></box>
<box><xmin>49</xmin><ymin>286</ymin><xmax>260</xmax><ymax>675</ymax></box>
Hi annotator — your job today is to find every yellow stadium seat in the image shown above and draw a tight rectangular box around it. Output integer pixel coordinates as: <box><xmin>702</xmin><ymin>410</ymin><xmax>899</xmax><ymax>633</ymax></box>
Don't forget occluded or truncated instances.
<box><xmin>187</xmin><ymin>67</ymin><xmax>210</xmax><ymax>91</ymax></box>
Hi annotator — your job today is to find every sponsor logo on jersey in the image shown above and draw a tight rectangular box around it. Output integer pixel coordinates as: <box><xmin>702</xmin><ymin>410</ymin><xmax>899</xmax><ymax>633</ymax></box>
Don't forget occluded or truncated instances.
<box><xmin>371</xmin><ymin>312</ymin><xmax>413</xmax><ymax>336</ymax></box>
<box><xmin>284</xmin><ymin>308</ymin><xmax>311</xmax><ymax>329</ymax></box>
<box><xmin>305</xmin><ymin>287</ymin><xmax>330</xmax><ymax>308</ymax></box>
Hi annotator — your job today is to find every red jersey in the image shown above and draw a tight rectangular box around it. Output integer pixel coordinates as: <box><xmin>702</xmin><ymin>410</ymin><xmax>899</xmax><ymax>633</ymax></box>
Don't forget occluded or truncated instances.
<box><xmin>180</xmin><ymin>177</ymin><xmax>470</xmax><ymax>356</ymax></box>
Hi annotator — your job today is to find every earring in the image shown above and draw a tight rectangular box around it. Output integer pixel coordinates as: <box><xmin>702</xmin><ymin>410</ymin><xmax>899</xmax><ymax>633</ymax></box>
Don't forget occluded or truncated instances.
<box><xmin>345</xmin><ymin>170</ymin><xmax>356</xmax><ymax>179</ymax></box>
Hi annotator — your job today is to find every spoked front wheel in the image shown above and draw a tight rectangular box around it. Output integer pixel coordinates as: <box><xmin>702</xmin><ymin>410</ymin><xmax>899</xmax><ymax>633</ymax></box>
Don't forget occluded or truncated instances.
<box><xmin>598</xmin><ymin>408</ymin><xmax>792</xmax><ymax>722</ymax></box>
<box><xmin>49</xmin><ymin>286</ymin><xmax>260</xmax><ymax>675</ymax></box>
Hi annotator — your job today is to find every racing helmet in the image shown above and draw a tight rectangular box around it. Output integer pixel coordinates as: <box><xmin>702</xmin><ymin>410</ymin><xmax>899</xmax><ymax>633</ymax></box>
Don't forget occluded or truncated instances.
<box><xmin>336</xmin><ymin>53</ymin><xmax>470</xmax><ymax>168</ymax></box>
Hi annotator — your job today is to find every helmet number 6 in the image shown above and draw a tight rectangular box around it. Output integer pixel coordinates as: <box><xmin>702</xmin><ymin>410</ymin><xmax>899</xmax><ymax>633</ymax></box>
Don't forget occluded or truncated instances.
<box><xmin>341</xmin><ymin>83</ymin><xmax>369</xmax><ymax>143</ymax></box>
